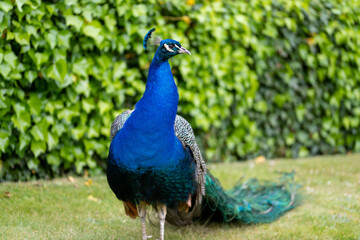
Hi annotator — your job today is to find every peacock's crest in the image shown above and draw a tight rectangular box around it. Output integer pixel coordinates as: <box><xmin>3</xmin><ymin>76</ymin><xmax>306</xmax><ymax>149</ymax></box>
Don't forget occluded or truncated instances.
<box><xmin>143</xmin><ymin>28</ymin><xmax>162</xmax><ymax>50</ymax></box>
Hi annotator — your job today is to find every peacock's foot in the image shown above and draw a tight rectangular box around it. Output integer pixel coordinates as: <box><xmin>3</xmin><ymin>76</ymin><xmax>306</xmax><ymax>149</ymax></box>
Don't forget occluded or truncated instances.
<box><xmin>137</xmin><ymin>202</ymin><xmax>151</xmax><ymax>240</ymax></box>
<box><xmin>157</xmin><ymin>203</ymin><xmax>167</xmax><ymax>240</ymax></box>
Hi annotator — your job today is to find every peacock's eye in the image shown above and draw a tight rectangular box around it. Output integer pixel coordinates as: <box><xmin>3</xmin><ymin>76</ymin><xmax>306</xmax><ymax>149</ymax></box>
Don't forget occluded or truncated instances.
<box><xmin>168</xmin><ymin>44</ymin><xmax>175</xmax><ymax>48</ymax></box>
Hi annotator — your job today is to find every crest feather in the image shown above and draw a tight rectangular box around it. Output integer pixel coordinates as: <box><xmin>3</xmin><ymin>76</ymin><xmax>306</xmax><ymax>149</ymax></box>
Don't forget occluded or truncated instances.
<box><xmin>143</xmin><ymin>28</ymin><xmax>162</xmax><ymax>50</ymax></box>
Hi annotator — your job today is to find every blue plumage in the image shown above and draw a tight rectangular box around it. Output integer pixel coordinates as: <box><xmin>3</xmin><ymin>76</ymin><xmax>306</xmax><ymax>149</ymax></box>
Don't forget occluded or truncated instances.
<box><xmin>108</xmin><ymin>35</ymin><xmax>194</xmax><ymax>206</ymax></box>
<box><xmin>107</xmin><ymin>29</ymin><xmax>300</xmax><ymax>240</ymax></box>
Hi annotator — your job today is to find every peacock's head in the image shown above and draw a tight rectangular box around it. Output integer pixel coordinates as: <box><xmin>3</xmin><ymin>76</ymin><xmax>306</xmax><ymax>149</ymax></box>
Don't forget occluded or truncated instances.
<box><xmin>143</xmin><ymin>28</ymin><xmax>191</xmax><ymax>60</ymax></box>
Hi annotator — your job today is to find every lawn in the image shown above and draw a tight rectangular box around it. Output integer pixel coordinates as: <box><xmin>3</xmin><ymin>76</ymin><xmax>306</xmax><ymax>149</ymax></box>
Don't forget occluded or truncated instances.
<box><xmin>1</xmin><ymin>154</ymin><xmax>359</xmax><ymax>240</ymax></box>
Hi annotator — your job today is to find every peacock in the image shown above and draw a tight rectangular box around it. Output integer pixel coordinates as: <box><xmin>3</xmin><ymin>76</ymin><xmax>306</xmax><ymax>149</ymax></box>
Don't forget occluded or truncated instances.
<box><xmin>107</xmin><ymin>28</ymin><xmax>300</xmax><ymax>240</ymax></box>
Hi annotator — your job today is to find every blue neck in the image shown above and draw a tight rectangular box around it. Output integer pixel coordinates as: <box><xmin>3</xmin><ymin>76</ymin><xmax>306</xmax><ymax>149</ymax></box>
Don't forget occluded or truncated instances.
<box><xmin>136</xmin><ymin>49</ymin><xmax>179</xmax><ymax>124</ymax></box>
<box><xmin>111</xmin><ymin>49</ymin><xmax>183</xmax><ymax>168</ymax></box>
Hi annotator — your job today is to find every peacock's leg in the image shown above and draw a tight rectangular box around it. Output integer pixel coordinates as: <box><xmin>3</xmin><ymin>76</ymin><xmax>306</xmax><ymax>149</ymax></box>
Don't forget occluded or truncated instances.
<box><xmin>137</xmin><ymin>202</ymin><xmax>151</xmax><ymax>240</ymax></box>
<box><xmin>157</xmin><ymin>203</ymin><xmax>167</xmax><ymax>240</ymax></box>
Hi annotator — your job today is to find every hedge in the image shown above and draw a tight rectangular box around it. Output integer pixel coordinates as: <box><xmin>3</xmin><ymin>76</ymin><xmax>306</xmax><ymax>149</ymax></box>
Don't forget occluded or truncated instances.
<box><xmin>0</xmin><ymin>0</ymin><xmax>359</xmax><ymax>180</ymax></box>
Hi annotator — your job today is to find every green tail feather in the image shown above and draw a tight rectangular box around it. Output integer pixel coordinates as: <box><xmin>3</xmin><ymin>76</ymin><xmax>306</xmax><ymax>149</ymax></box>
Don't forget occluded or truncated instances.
<box><xmin>201</xmin><ymin>171</ymin><xmax>300</xmax><ymax>224</ymax></box>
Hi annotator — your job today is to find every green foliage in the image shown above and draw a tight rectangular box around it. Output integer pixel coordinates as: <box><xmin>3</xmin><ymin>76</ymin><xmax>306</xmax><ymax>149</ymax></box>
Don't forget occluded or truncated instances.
<box><xmin>0</xmin><ymin>0</ymin><xmax>359</xmax><ymax>180</ymax></box>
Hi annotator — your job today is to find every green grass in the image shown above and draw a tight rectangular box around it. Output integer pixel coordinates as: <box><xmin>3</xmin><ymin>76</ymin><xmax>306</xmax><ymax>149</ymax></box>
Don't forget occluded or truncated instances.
<box><xmin>1</xmin><ymin>154</ymin><xmax>360</xmax><ymax>240</ymax></box>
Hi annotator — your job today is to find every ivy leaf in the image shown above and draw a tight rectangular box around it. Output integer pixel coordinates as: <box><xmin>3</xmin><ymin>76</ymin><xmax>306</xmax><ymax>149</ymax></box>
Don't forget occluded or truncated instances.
<box><xmin>45</xmin><ymin>100</ymin><xmax>63</xmax><ymax>114</ymax></box>
<box><xmin>44</xmin><ymin>4</ymin><xmax>55</xmax><ymax>15</ymax></box>
<box><xmin>66</xmin><ymin>87</ymin><xmax>77</xmax><ymax>102</ymax></box>
<box><xmin>87</xmin><ymin>158</ymin><xmax>97</xmax><ymax>168</ymax></box>
<box><xmin>15</xmin><ymin>0</ymin><xmax>28</xmax><ymax>12</ymax></box>
<box><xmin>65</xmin><ymin>15</ymin><xmax>84</xmax><ymax>31</ymax></box>
<box><xmin>75</xmin><ymin>80</ymin><xmax>90</xmax><ymax>97</ymax></box>
<box><xmin>25</xmin><ymin>70</ymin><xmax>37</xmax><ymax>83</ymax></box>
<box><xmin>4</xmin><ymin>51</ymin><xmax>17</xmax><ymax>69</ymax></box>
<box><xmin>28</xmin><ymin>94</ymin><xmax>42</xmax><ymax>115</ymax></box>
<box><xmin>84</xmin><ymin>139</ymin><xmax>105</xmax><ymax>155</ymax></box>
<box><xmin>30</xmin><ymin>118</ymin><xmax>49</xmax><ymax>142</ymax></box>
<box><xmin>64</xmin><ymin>0</ymin><xmax>77</xmax><ymax>6</ymax></box>
<box><xmin>19</xmin><ymin>133</ymin><xmax>31</xmax><ymax>151</ymax></box>
<box><xmin>47</xmin><ymin>59</ymin><xmax>67</xmax><ymax>84</ymax></box>
<box><xmin>104</xmin><ymin>15</ymin><xmax>116</xmax><ymax>32</ymax></box>
<box><xmin>0</xmin><ymin>63</ymin><xmax>11</xmax><ymax>78</ymax></box>
<box><xmin>73</xmin><ymin>147</ymin><xmax>85</xmax><ymax>160</ymax></box>
<box><xmin>83</xmin><ymin>21</ymin><xmax>104</xmax><ymax>45</ymax></box>
<box><xmin>57</xmin><ymin>108</ymin><xmax>77</xmax><ymax>123</ymax></box>
<box><xmin>25</xmin><ymin>25</ymin><xmax>38</xmax><ymax>38</ymax></box>
<box><xmin>0</xmin><ymin>129</ymin><xmax>10</xmax><ymax>153</ymax></box>
<box><xmin>13</xmin><ymin>102</ymin><xmax>26</xmax><ymax>117</ymax></box>
<box><xmin>14</xmin><ymin>32</ymin><xmax>30</xmax><ymax>45</ymax></box>
<box><xmin>52</xmin><ymin>123</ymin><xmax>66</xmax><ymax>137</ymax></box>
<box><xmin>295</xmin><ymin>105</ymin><xmax>306</xmax><ymax>122</ymax></box>
<box><xmin>47</xmin><ymin>132</ymin><xmax>58</xmax><ymax>150</ymax></box>
<box><xmin>30</xmin><ymin>125</ymin><xmax>44</xmax><ymax>141</ymax></box>
<box><xmin>132</xmin><ymin>4</ymin><xmax>147</xmax><ymax>17</ymax></box>
<box><xmin>75</xmin><ymin>161</ymin><xmax>86</xmax><ymax>174</ymax></box>
<box><xmin>355</xmin><ymin>140</ymin><xmax>360</xmax><ymax>152</ymax></box>
<box><xmin>71</xmin><ymin>127</ymin><xmax>85</xmax><ymax>140</ymax></box>
<box><xmin>11</xmin><ymin>111</ymin><xmax>31</xmax><ymax>132</ymax></box>
<box><xmin>57</xmin><ymin>30</ymin><xmax>72</xmax><ymax>49</ymax></box>
<box><xmin>60</xmin><ymin>144</ymin><xmax>74</xmax><ymax>163</ymax></box>
<box><xmin>34</xmin><ymin>52</ymin><xmax>50</xmax><ymax>69</ymax></box>
<box><xmin>31</xmin><ymin>141</ymin><xmax>46</xmax><ymax>157</ymax></box>
<box><xmin>82</xmin><ymin>98</ymin><xmax>95</xmax><ymax>113</ymax></box>
<box><xmin>47</xmin><ymin>152</ymin><xmax>61</xmax><ymax>166</ymax></box>
<box><xmin>0</xmin><ymin>92</ymin><xmax>10</xmax><ymax>110</ymax></box>
<box><xmin>98</xmin><ymin>100</ymin><xmax>112</xmax><ymax>115</ymax></box>
<box><xmin>298</xmin><ymin>147</ymin><xmax>309</xmax><ymax>158</ymax></box>
<box><xmin>88</xmin><ymin>128</ymin><xmax>99</xmax><ymax>138</ymax></box>
<box><xmin>27</xmin><ymin>158</ymin><xmax>40</xmax><ymax>170</ymax></box>
<box><xmin>0</xmin><ymin>0</ymin><xmax>13</xmax><ymax>13</ymax></box>
<box><xmin>72</xmin><ymin>57</ymin><xmax>89</xmax><ymax>77</ymax></box>
<box><xmin>113</xmin><ymin>61</ymin><xmax>126</xmax><ymax>80</ymax></box>
<box><xmin>45</xmin><ymin>29</ymin><xmax>58</xmax><ymax>49</ymax></box>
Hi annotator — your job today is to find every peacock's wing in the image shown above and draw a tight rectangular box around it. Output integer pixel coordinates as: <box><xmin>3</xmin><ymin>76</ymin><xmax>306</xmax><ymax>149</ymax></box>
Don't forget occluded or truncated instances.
<box><xmin>110</xmin><ymin>109</ymin><xmax>133</xmax><ymax>141</ymax></box>
<box><xmin>165</xmin><ymin>115</ymin><xmax>207</xmax><ymax>226</ymax></box>
<box><xmin>174</xmin><ymin>115</ymin><xmax>206</xmax><ymax>204</ymax></box>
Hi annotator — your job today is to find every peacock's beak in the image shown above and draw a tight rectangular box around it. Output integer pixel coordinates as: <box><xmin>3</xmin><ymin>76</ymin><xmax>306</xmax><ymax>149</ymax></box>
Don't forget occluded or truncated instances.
<box><xmin>177</xmin><ymin>46</ymin><xmax>191</xmax><ymax>55</ymax></box>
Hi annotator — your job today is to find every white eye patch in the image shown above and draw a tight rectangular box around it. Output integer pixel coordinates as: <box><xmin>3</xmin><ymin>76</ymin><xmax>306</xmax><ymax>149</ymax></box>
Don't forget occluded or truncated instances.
<box><xmin>164</xmin><ymin>43</ymin><xmax>175</xmax><ymax>53</ymax></box>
